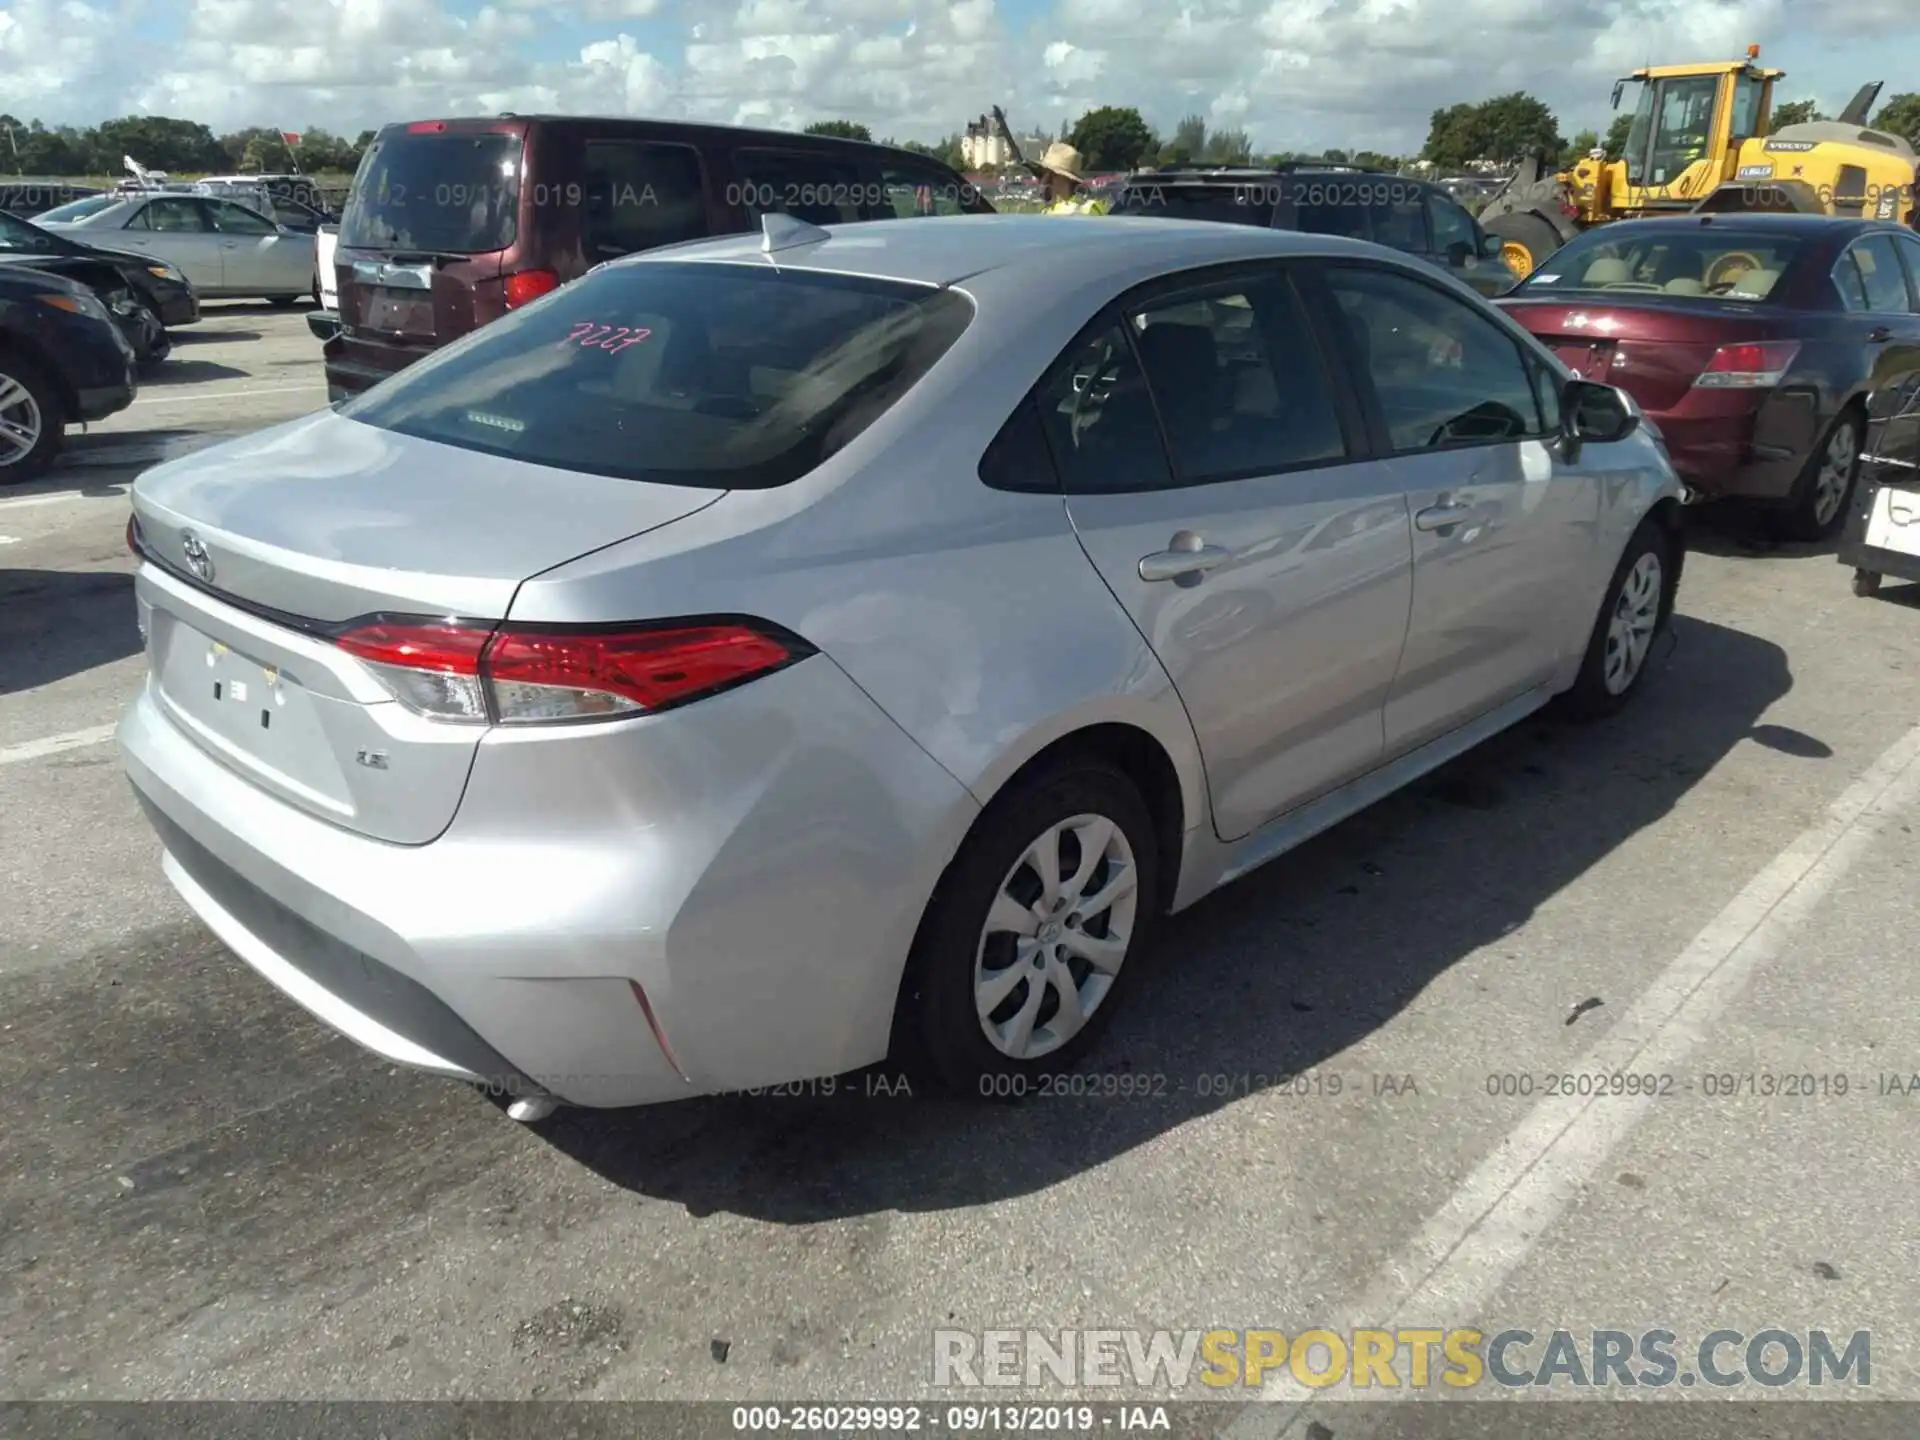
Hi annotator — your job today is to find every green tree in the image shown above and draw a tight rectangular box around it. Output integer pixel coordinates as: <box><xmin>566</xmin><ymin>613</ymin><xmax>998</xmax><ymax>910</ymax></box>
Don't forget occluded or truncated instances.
<box><xmin>1066</xmin><ymin>106</ymin><xmax>1156</xmax><ymax>170</ymax></box>
<box><xmin>1603</xmin><ymin>113</ymin><xmax>1633</xmax><ymax>159</ymax></box>
<box><xmin>1870</xmin><ymin>92</ymin><xmax>1920</xmax><ymax>142</ymax></box>
<box><xmin>95</xmin><ymin>115</ymin><xmax>226</xmax><ymax>173</ymax></box>
<box><xmin>1476</xmin><ymin>91</ymin><xmax>1562</xmax><ymax>164</ymax></box>
<box><xmin>1352</xmin><ymin>150</ymin><xmax>1400</xmax><ymax>171</ymax></box>
<box><xmin>804</xmin><ymin>119</ymin><xmax>872</xmax><ymax>142</ymax></box>
<box><xmin>1321</xmin><ymin>146</ymin><xmax>1350</xmax><ymax>163</ymax></box>
<box><xmin>1204</xmin><ymin>126</ymin><xmax>1252</xmax><ymax>164</ymax></box>
<box><xmin>1563</xmin><ymin>128</ymin><xmax>1599</xmax><ymax>166</ymax></box>
<box><xmin>1423</xmin><ymin>101</ymin><xmax>1484</xmax><ymax>169</ymax></box>
<box><xmin>1769</xmin><ymin>99</ymin><xmax>1824</xmax><ymax>132</ymax></box>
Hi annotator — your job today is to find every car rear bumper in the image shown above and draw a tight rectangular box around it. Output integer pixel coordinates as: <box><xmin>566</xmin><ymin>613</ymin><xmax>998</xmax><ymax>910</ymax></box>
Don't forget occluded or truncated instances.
<box><xmin>1646</xmin><ymin>397</ymin><xmax>1817</xmax><ymax>504</ymax></box>
<box><xmin>307</xmin><ymin>309</ymin><xmax>340</xmax><ymax>342</ymax></box>
<box><xmin>119</xmin><ymin>650</ymin><xmax>977</xmax><ymax>1109</ymax></box>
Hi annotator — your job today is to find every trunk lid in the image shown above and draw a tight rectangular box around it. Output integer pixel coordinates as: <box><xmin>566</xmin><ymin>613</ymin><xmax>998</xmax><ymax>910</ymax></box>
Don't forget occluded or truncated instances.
<box><xmin>1500</xmin><ymin>296</ymin><xmax>1781</xmax><ymax>412</ymax></box>
<box><xmin>130</xmin><ymin>410</ymin><xmax>723</xmax><ymax>843</ymax></box>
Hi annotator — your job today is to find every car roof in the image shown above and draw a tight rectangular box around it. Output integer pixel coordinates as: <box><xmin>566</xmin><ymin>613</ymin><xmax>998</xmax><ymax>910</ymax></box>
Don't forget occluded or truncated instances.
<box><xmin>1578</xmin><ymin>213</ymin><xmax>1893</xmax><ymax>238</ymax></box>
<box><xmin>614</xmin><ymin>213</ymin><xmax>1395</xmax><ymax>290</ymax></box>
<box><xmin>385</xmin><ymin>115</ymin><xmax>967</xmax><ymax>166</ymax></box>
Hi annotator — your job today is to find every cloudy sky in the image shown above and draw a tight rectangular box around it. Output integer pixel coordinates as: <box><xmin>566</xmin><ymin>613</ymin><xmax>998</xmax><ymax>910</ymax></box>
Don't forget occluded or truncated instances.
<box><xmin>2</xmin><ymin>0</ymin><xmax>1918</xmax><ymax>154</ymax></box>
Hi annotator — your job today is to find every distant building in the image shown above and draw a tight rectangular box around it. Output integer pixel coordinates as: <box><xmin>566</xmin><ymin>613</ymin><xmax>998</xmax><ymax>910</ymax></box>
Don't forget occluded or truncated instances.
<box><xmin>961</xmin><ymin>115</ymin><xmax>1048</xmax><ymax>170</ymax></box>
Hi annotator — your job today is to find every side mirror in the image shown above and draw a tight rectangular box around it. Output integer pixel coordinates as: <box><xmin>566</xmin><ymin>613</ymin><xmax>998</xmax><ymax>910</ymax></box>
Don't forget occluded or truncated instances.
<box><xmin>1559</xmin><ymin>378</ymin><xmax>1640</xmax><ymax>456</ymax></box>
<box><xmin>1480</xmin><ymin>231</ymin><xmax>1505</xmax><ymax>259</ymax></box>
<box><xmin>1446</xmin><ymin>241</ymin><xmax>1474</xmax><ymax>267</ymax></box>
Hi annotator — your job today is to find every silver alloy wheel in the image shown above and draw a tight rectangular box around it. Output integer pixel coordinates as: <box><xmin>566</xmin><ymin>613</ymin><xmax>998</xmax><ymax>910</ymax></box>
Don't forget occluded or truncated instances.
<box><xmin>1812</xmin><ymin>421</ymin><xmax>1859</xmax><ymax>529</ymax></box>
<box><xmin>0</xmin><ymin>372</ymin><xmax>43</xmax><ymax>468</ymax></box>
<box><xmin>974</xmin><ymin>812</ymin><xmax>1139</xmax><ymax>1061</ymax></box>
<box><xmin>1603</xmin><ymin>550</ymin><xmax>1663</xmax><ymax>696</ymax></box>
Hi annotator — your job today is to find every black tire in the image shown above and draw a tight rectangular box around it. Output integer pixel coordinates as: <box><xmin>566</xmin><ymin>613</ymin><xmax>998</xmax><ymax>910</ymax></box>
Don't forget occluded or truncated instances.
<box><xmin>1853</xmin><ymin>568</ymin><xmax>1882</xmax><ymax>598</ymax></box>
<box><xmin>894</xmin><ymin>757</ymin><xmax>1159</xmax><ymax>1099</ymax></box>
<box><xmin>0</xmin><ymin>356</ymin><xmax>65</xmax><ymax>485</ymax></box>
<box><xmin>266</xmin><ymin>294</ymin><xmax>302</xmax><ymax>308</ymax></box>
<box><xmin>1483</xmin><ymin>211</ymin><xmax>1565</xmax><ymax>279</ymax></box>
<box><xmin>1773</xmin><ymin>408</ymin><xmax>1863</xmax><ymax>543</ymax></box>
<box><xmin>1557</xmin><ymin>519</ymin><xmax>1674</xmax><ymax>721</ymax></box>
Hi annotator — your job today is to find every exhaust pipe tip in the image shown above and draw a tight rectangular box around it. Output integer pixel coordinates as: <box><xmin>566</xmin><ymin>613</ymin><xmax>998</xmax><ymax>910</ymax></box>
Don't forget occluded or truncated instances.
<box><xmin>506</xmin><ymin>1095</ymin><xmax>560</xmax><ymax>1123</ymax></box>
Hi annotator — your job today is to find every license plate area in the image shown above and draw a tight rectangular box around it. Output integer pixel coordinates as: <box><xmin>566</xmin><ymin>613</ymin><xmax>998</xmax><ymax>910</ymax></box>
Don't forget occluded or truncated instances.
<box><xmin>151</xmin><ymin>612</ymin><xmax>354</xmax><ymax>814</ymax></box>
<box><xmin>360</xmin><ymin>285</ymin><xmax>434</xmax><ymax>336</ymax></box>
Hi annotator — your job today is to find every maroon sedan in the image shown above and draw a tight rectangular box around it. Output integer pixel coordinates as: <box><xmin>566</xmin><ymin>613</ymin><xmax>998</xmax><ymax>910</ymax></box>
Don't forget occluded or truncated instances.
<box><xmin>1499</xmin><ymin>214</ymin><xmax>1920</xmax><ymax>540</ymax></box>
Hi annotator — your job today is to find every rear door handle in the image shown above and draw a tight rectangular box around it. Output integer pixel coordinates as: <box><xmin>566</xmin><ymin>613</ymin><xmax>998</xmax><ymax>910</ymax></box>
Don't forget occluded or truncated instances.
<box><xmin>1414</xmin><ymin>502</ymin><xmax>1472</xmax><ymax>532</ymax></box>
<box><xmin>1138</xmin><ymin>542</ymin><xmax>1233</xmax><ymax>582</ymax></box>
<box><xmin>1868</xmin><ymin>326</ymin><xmax>1893</xmax><ymax>343</ymax></box>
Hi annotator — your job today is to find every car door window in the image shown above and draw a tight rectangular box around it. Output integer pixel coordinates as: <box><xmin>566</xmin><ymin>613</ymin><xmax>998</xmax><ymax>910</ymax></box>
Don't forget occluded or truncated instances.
<box><xmin>208</xmin><ymin>200</ymin><xmax>277</xmax><ymax>235</ymax></box>
<box><xmin>1833</xmin><ymin>251</ymin><xmax>1871</xmax><ymax>311</ymax></box>
<box><xmin>1847</xmin><ymin>235</ymin><xmax>1910</xmax><ymax>313</ymax></box>
<box><xmin>876</xmin><ymin>161</ymin><xmax>973</xmax><ymax>217</ymax></box>
<box><xmin>581</xmin><ymin>140</ymin><xmax>709</xmax><ymax>258</ymax></box>
<box><xmin>138</xmin><ymin>198</ymin><xmax>215</xmax><ymax>233</ymax></box>
<box><xmin>732</xmin><ymin>148</ymin><xmax>876</xmax><ymax>225</ymax></box>
<box><xmin>1323</xmin><ymin>264</ymin><xmax>1546</xmax><ymax>451</ymax></box>
<box><xmin>1033</xmin><ymin>320</ymin><xmax>1176</xmax><ymax>494</ymax></box>
<box><xmin>1427</xmin><ymin>193</ymin><xmax>1479</xmax><ymax>262</ymax></box>
<box><xmin>1884</xmin><ymin>234</ymin><xmax>1920</xmax><ymax>313</ymax></box>
<box><xmin>1125</xmin><ymin>277</ymin><xmax>1348</xmax><ymax>483</ymax></box>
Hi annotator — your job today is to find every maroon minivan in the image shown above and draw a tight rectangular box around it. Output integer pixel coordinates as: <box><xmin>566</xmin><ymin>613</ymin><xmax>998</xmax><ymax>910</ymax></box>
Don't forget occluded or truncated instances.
<box><xmin>322</xmin><ymin>115</ymin><xmax>995</xmax><ymax>402</ymax></box>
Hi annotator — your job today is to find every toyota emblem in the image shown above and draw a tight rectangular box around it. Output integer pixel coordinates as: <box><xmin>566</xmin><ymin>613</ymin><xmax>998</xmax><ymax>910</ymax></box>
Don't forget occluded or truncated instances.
<box><xmin>180</xmin><ymin>530</ymin><xmax>213</xmax><ymax>582</ymax></box>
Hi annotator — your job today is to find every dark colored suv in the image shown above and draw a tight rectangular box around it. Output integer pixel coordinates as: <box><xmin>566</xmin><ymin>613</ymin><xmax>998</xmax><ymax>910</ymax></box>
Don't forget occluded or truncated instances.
<box><xmin>1111</xmin><ymin>162</ymin><xmax>1520</xmax><ymax>297</ymax></box>
<box><xmin>322</xmin><ymin>115</ymin><xmax>994</xmax><ymax>402</ymax></box>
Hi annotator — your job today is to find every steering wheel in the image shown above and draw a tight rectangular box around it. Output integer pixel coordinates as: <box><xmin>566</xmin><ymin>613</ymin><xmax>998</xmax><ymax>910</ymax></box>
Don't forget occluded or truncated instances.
<box><xmin>1705</xmin><ymin>252</ymin><xmax>1761</xmax><ymax>290</ymax></box>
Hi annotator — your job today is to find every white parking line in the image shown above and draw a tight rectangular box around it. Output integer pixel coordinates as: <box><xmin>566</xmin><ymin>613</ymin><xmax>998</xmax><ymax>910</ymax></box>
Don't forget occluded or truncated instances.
<box><xmin>129</xmin><ymin>384</ymin><xmax>323</xmax><ymax>408</ymax></box>
<box><xmin>0</xmin><ymin>489</ymin><xmax>127</xmax><ymax>512</ymax></box>
<box><xmin>0</xmin><ymin>724</ymin><xmax>120</xmax><ymax>768</ymax></box>
<box><xmin>1227</xmin><ymin>717</ymin><xmax>1920</xmax><ymax>1436</ymax></box>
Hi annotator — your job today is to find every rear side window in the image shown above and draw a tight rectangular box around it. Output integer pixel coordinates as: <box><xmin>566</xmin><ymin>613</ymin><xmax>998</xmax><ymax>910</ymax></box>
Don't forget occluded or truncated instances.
<box><xmin>1279</xmin><ymin>177</ymin><xmax>1428</xmax><ymax>252</ymax></box>
<box><xmin>136</xmin><ymin>199</ymin><xmax>212</xmax><ymax>233</ymax></box>
<box><xmin>732</xmin><ymin>149</ymin><xmax>876</xmax><ymax>224</ymax></box>
<box><xmin>1032</xmin><ymin>321</ymin><xmax>1175</xmax><ymax>494</ymax></box>
<box><xmin>208</xmin><ymin>201</ymin><xmax>276</xmax><ymax>235</ymax></box>
<box><xmin>875</xmin><ymin>161</ymin><xmax>976</xmax><ymax>217</ymax></box>
<box><xmin>340</xmin><ymin>261</ymin><xmax>973</xmax><ymax>488</ymax></box>
<box><xmin>341</xmin><ymin>130</ymin><xmax>523</xmax><ymax>253</ymax></box>
<box><xmin>1111</xmin><ymin>185</ymin><xmax>1275</xmax><ymax>226</ymax></box>
<box><xmin>1847</xmin><ymin>235</ymin><xmax>1912</xmax><ymax>313</ymax></box>
<box><xmin>581</xmin><ymin>141</ymin><xmax>708</xmax><ymax>259</ymax></box>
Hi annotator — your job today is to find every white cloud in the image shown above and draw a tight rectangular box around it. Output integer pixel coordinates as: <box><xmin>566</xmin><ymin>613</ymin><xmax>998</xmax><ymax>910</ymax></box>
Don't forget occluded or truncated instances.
<box><xmin>1</xmin><ymin>0</ymin><xmax>1917</xmax><ymax>162</ymax></box>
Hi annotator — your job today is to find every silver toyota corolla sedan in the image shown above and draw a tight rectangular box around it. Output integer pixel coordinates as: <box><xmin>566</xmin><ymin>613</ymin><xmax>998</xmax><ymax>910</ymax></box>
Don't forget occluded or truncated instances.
<box><xmin>37</xmin><ymin>192</ymin><xmax>315</xmax><ymax>304</ymax></box>
<box><xmin>120</xmin><ymin>213</ymin><xmax>1685</xmax><ymax>1117</ymax></box>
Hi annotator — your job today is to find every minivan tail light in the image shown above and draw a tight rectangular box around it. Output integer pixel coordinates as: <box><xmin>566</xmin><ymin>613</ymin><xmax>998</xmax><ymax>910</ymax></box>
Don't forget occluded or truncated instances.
<box><xmin>503</xmin><ymin>270</ymin><xmax>559</xmax><ymax>308</ymax></box>
<box><xmin>330</xmin><ymin>617</ymin><xmax>810</xmax><ymax>724</ymax></box>
<box><xmin>1694</xmin><ymin>340</ymin><xmax>1800</xmax><ymax>388</ymax></box>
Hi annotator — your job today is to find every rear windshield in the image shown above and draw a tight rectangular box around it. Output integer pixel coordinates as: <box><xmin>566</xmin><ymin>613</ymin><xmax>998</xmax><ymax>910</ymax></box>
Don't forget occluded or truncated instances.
<box><xmin>1517</xmin><ymin>230</ymin><xmax>1806</xmax><ymax>300</ymax></box>
<box><xmin>1111</xmin><ymin>185</ymin><xmax>1275</xmax><ymax>226</ymax></box>
<box><xmin>340</xmin><ymin>131</ymin><xmax>523</xmax><ymax>253</ymax></box>
<box><xmin>34</xmin><ymin>195</ymin><xmax>119</xmax><ymax>223</ymax></box>
<box><xmin>340</xmin><ymin>261</ymin><xmax>975</xmax><ymax>488</ymax></box>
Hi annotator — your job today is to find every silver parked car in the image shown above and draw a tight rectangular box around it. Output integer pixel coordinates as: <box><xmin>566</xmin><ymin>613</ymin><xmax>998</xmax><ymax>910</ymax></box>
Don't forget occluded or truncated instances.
<box><xmin>36</xmin><ymin>192</ymin><xmax>316</xmax><ymax>304</ymax></box>
<box><xmin>120</xmin><ymin>214</ymin><xmax>1684</xmax><ymax>1116</ymax></box>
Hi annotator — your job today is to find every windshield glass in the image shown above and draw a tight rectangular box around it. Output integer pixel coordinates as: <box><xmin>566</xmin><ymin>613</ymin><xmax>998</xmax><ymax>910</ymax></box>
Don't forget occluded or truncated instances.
<box><xmin>1516</xmin><ymin>228</ymin><xmax>1803</xmax><ymax>300</ymax></box>
<box><xmin>1621</xmin><ymin>82</ymin><xmax>1657</xmax><ymax>186</ymax></box>
<box><xmin>1730</xmin><ymin>73</ymin><xmax>1766</xmax><ymax>140</ymax></box>
<box><xmin>35</xmin><ymin>195</ymin><xmax>120</xmax><ymax>224</ymax></box>
<box><xmin>340</xmin><ymin>131</ymin><xmax>523</xmax><ymax>253</ymax></box>
<box><xmin>1647</xmin><ymin>75</ymin><xmax>1721</xmax><ymax>185</ymax></box>
<box><xmin>0</xmin><ymin>212</ymin><xmax>64</xmax><ymax>252</ymax></box>
<box><xmin>341</xmin><ymin>261</ymin><xmax>975</xmax><ymax>488</ymax></box>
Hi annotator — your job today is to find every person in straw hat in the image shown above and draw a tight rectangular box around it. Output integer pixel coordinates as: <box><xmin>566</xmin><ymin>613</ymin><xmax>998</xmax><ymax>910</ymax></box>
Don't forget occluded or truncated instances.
<box><xmin>1035</xmin><ymin>141</ymin><xmax>1109</xmax><ymax>214</ymax></box>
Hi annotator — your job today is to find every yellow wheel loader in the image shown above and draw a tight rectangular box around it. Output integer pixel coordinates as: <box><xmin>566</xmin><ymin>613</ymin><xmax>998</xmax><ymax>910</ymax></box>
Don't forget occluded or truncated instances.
<box><xmin>1479</xmin><ymin>47</ymin><xmax>1919</xmax><ymax>278</ymax></box>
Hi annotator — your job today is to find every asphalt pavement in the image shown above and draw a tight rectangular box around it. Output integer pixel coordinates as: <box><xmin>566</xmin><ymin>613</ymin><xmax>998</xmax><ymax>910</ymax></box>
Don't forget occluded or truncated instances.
<box><xmin>3</xmin><ymin>310</ymin><xmax>1918</xmax><ymax>1418</ymax></box>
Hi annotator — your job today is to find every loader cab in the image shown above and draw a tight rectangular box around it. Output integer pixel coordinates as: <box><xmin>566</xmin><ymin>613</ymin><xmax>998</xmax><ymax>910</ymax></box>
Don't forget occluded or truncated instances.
<box><xmin>1611</xmin><ymin>51</ymin><xmax>1779</xmax><ymax>203</ymax></box>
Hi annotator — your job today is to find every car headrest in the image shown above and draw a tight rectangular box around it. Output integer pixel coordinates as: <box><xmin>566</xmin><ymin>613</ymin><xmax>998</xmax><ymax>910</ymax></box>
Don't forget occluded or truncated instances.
<box><xmin>1663</xmin><ymin>277</ymin><xmax>1706</xmax><ymax>294</ymax></box>
<box><xmin>1728</xmin><ymin>269</ymin><xmax>1778</xmax><ymax>297</ymax></box>
<box><xmin>1582</xmin><ymin>257</ymin><xmax>1633</xmax><ymax>285</ymax></box>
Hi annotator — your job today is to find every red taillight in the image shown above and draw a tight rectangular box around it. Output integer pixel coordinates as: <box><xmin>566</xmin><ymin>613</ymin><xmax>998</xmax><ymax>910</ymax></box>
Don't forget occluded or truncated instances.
<box><xmin>1694</xmin><ymin>340</ymin><xmax>1800</xmax><ymax>388</ymax></box>
<box><xmin>330</xmin><ymin>616</ymin><xmax>807</xmax><ymax>724</ymax></box>
<box><xmin>126</xmin><ymin>514</ymin><xmax>139</xmax><ymax>555</ymax></box>
<box><xmin>503</xmin><ymin>270</ymin><xmax>559</xmax><ymax>308</ymax></box>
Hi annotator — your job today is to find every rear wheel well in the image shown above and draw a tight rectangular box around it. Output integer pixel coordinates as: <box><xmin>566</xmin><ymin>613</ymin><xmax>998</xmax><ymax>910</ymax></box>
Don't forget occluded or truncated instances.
<box><xmin>993</xmin><ymin>725</ymin><xmax>1187</xmax><ymax>916</ymax></box>
<box><xmin>1644</xmin><ymin>496</ymin><xmax>1686</xmax><ymax>610</ymax></box>
<box><xmin>0</xmin><ymin>333</ymin><xmax>75</xmax><ymax>418</ymax></box>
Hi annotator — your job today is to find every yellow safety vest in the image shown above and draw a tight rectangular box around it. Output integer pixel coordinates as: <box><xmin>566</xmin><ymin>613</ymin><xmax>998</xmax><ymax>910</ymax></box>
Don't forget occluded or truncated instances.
<box><xmin>1044</xmin><ymin>196</ymin><xmax>1109</xmax><ymax>215</ymax></box>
